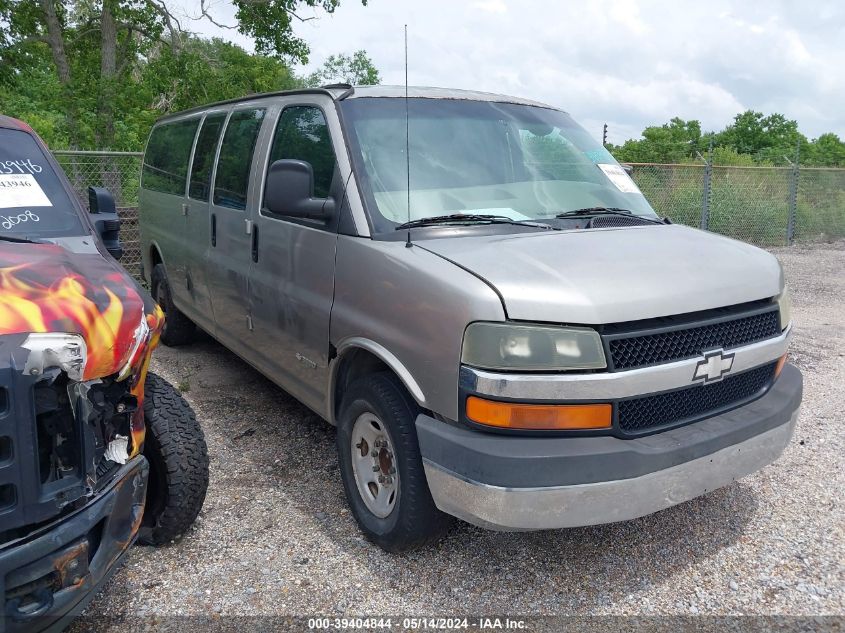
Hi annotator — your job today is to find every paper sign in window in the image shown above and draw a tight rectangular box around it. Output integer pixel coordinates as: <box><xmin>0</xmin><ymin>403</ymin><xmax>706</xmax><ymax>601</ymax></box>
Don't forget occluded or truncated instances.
<box><xmin>597</xmin><ymin>164</ymin><xmax>640</xmax><ymax>194</ymax></box>
<box><xmin>0</xmin><ymin>174</ymin><xmax>53</xmax><ymax>208</ymax></box>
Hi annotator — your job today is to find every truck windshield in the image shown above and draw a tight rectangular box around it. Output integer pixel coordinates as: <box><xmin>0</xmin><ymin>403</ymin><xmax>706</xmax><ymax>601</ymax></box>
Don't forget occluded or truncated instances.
<box><xmin>0</xmin><ymin>128</ymin><xmax>84</xmax><ymax>238</ymax></box>
<box><xmin>341</xmin><ymin>97</ymin><xmax>659</xmax><ymax>234</ymax></box>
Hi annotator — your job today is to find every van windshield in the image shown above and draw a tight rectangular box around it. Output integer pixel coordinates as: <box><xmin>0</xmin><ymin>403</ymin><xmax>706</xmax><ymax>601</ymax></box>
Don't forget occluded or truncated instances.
<box><xmin>340</xmin><ymin>97</ymin><xmax>658</xmax><ymax>234</ymax></box>
<box><xmin>0</xmin><ymin>128</ymin><xmax>84</xmax><ymax>238</ymax></box>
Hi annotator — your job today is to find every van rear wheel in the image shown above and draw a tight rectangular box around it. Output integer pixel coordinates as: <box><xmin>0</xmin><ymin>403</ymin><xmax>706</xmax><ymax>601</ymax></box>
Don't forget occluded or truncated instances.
<box><xmin>151</xmin><ymin>263</ymin><xmax>195</xmax><ymax>346</ymax></box>
<box><xmin>337</xmin><ymin>372</ymin><xmax>453</xmax><ymax>552</ymax></box>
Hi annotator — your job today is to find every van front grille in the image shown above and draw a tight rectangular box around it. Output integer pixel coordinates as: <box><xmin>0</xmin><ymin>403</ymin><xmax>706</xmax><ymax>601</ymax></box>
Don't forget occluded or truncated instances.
<box><xmin>616</xmin><ymin>362</ymin><xmax>777</xmax><ymax>434</ymax></box>
<box><xmin>606</xmin><ymin>308</ymin><xmax>780</xmax><ymax>371</ymax></box>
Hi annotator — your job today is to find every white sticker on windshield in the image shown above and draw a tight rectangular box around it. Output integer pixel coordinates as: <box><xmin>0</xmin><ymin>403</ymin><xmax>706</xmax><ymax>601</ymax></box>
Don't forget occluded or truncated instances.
<box><xmin>597</xmin><ymin>163</ymin><xmax>640</xmax><ymax>194</ymax></box>
<box><xmin>0</xmin><ymin>174</ymin><xmax>52</xmax><ymax>208</ymax></box>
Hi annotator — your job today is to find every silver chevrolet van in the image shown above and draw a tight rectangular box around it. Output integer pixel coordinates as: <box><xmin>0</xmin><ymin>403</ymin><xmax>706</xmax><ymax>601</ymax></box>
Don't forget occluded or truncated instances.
<box><xmin>138</xmin><ymin>85</ymin><xmax>801</xmax><ymax>552</ymax></box>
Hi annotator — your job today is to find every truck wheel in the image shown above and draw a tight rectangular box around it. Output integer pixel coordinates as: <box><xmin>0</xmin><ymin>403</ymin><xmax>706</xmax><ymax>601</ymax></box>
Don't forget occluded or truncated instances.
<box><xmin>151</xmin><ymin>263</ymin><xmax>195</xmax><ymax>346</ymax></box>
<box><xmin>337</xmin><ymin>372</ymin><xmax>453</xmax><ymax>552</ymax></box>
<box><xmin>138</xmin><ymin>372</ymin><xmax>209</xmax><ymax>546</ymax></box>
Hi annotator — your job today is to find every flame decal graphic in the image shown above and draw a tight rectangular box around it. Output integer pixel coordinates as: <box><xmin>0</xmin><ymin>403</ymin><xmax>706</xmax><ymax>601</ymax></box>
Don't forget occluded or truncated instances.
<box><xmin>1</xmin><ymin>243</ymin><xmax>164</xmax><ymax>455</ymax></box>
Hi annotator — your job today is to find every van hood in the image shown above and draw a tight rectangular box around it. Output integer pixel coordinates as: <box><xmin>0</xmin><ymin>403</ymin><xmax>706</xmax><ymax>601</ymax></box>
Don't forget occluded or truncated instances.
<box><xmin>419</xmin><ymin>225</ymin><xmax>783</xmax><ymax>324</ymax></box>
<box><xmin>0</xmin><ymin>242</ymin><xmax>163</xmax><ymax>380</ymax></box>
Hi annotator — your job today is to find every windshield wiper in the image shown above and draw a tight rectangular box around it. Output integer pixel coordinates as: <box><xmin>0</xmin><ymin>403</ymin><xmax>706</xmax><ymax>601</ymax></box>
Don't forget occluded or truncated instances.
<box><xmin>555</xmin><ymin>207</ymin><xmax>667</xmax><ymax>224</ymax></box>
<box><xmin>0</xmin><ymin>233</ymin><xmax>41</xmax><ymax>244</ymax></box>
<box><xmin>396</xmin><ymin>213</ymin><xmax>554</xmax><ymax>230</ymax></box>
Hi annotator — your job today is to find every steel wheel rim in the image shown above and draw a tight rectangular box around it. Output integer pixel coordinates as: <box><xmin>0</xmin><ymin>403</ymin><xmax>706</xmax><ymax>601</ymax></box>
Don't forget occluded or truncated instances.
<box><xmin>350</xmin><ymin>412</ymin><xmax>399</xmax><ymax>518</ymax></box>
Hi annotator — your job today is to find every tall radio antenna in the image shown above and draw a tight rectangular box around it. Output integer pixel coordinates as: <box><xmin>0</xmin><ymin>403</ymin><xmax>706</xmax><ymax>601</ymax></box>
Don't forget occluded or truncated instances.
<box><xmin>404</xmin><ymin>24</ymin><xmax>412</xmax><ymax>248</ymax></box>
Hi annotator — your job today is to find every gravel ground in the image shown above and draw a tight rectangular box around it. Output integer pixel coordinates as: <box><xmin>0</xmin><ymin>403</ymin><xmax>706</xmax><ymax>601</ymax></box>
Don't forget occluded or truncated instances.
<box><xmin>71</xmin><ymin>241</ymin><xmax>844</xmax><ymax>628</ymax></box>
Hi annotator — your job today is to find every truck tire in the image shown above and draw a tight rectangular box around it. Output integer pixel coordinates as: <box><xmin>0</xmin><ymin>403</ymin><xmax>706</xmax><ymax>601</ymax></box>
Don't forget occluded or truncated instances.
<box><xmin>151</xmin><ymin>263</ymin><xmax>195</xmax><ymax>346</ymax></box>
<box><xmin>138</xmin><ymin>372</ymin><xmax>209</xmax><ymax>546</ymax></box>
<box><xmin>337</xmin><ymin>372</ymin><xmax>453</xmax><ymax>552</ymax></box>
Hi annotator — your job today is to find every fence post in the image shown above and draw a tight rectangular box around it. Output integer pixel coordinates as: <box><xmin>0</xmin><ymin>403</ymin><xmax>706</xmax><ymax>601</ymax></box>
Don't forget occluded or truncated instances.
<box><xmin>786</xmin><ymin>142</ymin><xmax>800</xmax><ymax>245</ymax></box>
<box><xmin>699</xmin><ymin>139</ymin><xmax>713</xmax><ymax>231</ymax></box>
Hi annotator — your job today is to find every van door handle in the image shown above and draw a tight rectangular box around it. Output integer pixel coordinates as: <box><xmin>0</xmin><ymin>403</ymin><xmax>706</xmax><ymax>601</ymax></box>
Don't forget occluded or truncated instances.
<box><xmin>211</xmin><ymin>213</ymin><xmax>217</xmax><ymax>247</ymax></box>
<box><xmin>251</xmin><ymin>225</ymin><xmax>259</xmax><ymax>263</ymax></box>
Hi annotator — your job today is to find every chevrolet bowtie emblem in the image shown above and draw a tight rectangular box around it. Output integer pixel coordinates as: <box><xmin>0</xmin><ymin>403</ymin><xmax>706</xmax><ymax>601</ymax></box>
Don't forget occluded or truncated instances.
<box><xmin>693</xmin><ymin>349</ymin><xmax>735</xmax><ymax>383</ymax></box>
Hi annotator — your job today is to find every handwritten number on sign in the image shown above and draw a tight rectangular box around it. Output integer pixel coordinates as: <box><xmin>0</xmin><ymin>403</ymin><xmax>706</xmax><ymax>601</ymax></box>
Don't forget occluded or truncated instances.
<box><xmin>1</xmin><ymin>209</ymin><xmax>41</xmax><ymax>230</ymax></box>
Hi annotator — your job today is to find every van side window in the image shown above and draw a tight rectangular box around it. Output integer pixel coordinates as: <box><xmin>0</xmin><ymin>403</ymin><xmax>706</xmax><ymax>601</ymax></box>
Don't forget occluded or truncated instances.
<box><xmin>142</xmin><ymin>118</ymin><xmax>200</xmax><ymax>195</ymax></box>
<box><xmin>189</xmin><ymin>112</ymin><xmax>227</xmax><ymax>201</ymax></box>
<box><xmin>213</xmin><ymin>108</ymin><xmax>266</xmax><ymax>210</ymax></box>
<box><xmin>267</xmin><ymin>106</ymin><xmax>336</xmax><ymax>201</ymax></box>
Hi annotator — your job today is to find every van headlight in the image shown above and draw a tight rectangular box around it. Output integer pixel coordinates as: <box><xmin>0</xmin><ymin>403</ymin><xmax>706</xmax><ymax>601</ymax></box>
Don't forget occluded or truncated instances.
<box><xmin>461</xmin><ymin>322</ymin><xmax>606</xmax><ymax>371</ymax></box>
<box><xmin>777</xmin><ymin>286</ymin><xmax>792</xmax><ymax>330</ymax></box>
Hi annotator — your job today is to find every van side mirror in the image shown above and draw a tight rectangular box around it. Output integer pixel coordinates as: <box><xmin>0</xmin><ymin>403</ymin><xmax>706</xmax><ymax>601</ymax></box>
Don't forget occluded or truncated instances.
<box><xmin>264</xmin><ymin>159</ymin><xmax>335</xmax><ymax>220</ymax></box>
<box><xmin>622</xmin><ymin>164</ymin><xmax>634</xmax><ymax>175</ymax></box>
<box><xmin>87</xmin><ymin>186</ymin><xmax>123</xmax><ymax>260</ymax></box>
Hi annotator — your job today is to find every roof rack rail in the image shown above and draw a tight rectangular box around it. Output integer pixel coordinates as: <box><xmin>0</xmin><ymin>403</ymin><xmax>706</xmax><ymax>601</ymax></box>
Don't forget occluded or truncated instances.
<box><xmin>321</xmin><ymin>83</ymin><xmax>355</xmax><ymax>100</ymax></box>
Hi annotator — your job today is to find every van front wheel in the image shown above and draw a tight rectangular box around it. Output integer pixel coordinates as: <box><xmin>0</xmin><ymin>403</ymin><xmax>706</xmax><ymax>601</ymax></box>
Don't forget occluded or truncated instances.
<box><xmin>151</xmin><ymin>263</ymin><xmax>195</xmax><ymax>346</ymax></box>
<box><xmin>337</xmin><ymin>372</ymin><xmax>453</xmax><ymax>552</ymax></box>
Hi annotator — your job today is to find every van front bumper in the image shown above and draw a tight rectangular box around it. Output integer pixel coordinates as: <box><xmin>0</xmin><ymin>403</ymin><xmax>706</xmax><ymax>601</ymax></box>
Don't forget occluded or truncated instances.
<box><xmin>0</xmin><ymin>456</ymin><xmax>147</xmax><ymax>633</ymax></box>
<box><xmin>416</xmin><ymin>364</ymin><xmax>802</xmax><ymax>531</ymax></box>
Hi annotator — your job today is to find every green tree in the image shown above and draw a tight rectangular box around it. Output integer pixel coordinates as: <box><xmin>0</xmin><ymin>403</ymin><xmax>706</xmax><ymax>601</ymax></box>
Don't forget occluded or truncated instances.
<box><xmin>805</xmin><ymin>133</ymin><xmax>845</xmax><ymax>167</ymax></box>
<box><xmin>0</xmin><ymin>0</ymin><xmax>365</xmax><ymax>148</ymax></box>
<box><xmin>714</xmin><ymin>111</ymin><xmax>806</xmax><ymax>164</ymax></box>
<box><xmin>141</xmin><ymin>37</ymin><xmax>300</xmax><ymax>114</ymax></box>
<box><xmin>608</xmin><ymin>110</ymin><xmax>845</xmax><ymax>167</ymax></box>
<box><xmin>304</xmin><ymin>49</ymin><xmax>380</xmax><ymax>87</ymax></box>
<box><xmin>610</xmin><ymin>117</ymin><xmax>703</xmax><ymax>163</ymax></box>
<box><xmin>710</xmin><ymin>146</ymin><xmax>758</xmax><ymax>166</ymax></box>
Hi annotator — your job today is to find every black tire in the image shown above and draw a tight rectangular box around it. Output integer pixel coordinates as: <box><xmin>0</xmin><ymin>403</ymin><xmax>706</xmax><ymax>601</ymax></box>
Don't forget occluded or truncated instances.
<box><xmin>336</xmin><ymin>372</ymin><xmax>453</xmax><ymax>552</ymax></box>
<box><xmin>138</xmin><ymin>372</ymin><xmax>209</xmax><ymax>546</ymax></box>
<box><xmin>151</xmin><ymin>263</ymin><xmax>195</xmax><ymax>346</ymax></box>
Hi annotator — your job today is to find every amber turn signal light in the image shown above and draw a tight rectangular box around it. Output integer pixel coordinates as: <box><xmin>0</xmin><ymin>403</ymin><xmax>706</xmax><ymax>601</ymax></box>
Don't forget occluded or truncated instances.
<box><xmin>775</xmin><ymin>353</ymin><xmax>787</xmax><ymax>378</ymax></box>
<box><xmin>466</xmin><ymin>396</ymin><xmax>612</xmax><ymax>430</ymax></box>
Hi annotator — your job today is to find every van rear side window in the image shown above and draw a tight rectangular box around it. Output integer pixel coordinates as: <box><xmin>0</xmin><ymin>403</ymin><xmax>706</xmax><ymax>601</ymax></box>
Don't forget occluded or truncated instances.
<box><xmin>142</xmin><ymin>118</ymin><xmax>200</xmax><ymax>195</ymax></box>
<box><xmin>189</xmin><ymin>113</ymin><xmax>227</xmax><ymax>201</ymax></box>
<box><xmin>213</xmin><ymin>109</ymin><xmax>266</xmax><ymax>210</ymax></box>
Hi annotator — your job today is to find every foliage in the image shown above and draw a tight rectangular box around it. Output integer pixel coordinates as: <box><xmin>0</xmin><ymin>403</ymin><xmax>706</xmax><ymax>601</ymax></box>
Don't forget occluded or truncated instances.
<box><xmin>230</xmin><ymin>0</ymin><xmax>346</xmax><ymax>62</ymax></box>
<box><xmin>0</xmin><ymin>0</ymin><xmax>370</xmax><ymax>150</ymax></box>
<box><xmin>708</xmin><ymin>146</ymin><xmax>760</xmax><ymax>167</ymax></box>
<box><xmin>304</xmin><ymin>49</ymin><xmax>380</xmax><ymax>87</ymax></box>
<box><xmin>610</xmin><ymin>118</ymin><xmax>704</xmax><ymax>164</ymax></box>
<box><xmin>141</xmin><ymin>38</ymin><xmax>300</xmax><ymax>114</ymax></box>
<box><xmin>609</xmin><ymin>111</ymin><xmax>845</xmax><ymax>167</ymax></box>
<box><xmin>803</xmin><ymin>133</ymin><xmax>845</xmax><ymax>167</ymax></box>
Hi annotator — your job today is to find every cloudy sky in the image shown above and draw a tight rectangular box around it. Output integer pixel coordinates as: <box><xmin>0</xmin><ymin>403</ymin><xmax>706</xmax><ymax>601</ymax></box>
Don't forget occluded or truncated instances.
<box><xmin>185</xmin><ymin>0</ymin><xmax>845</xmax><ymax>144</ymax></box>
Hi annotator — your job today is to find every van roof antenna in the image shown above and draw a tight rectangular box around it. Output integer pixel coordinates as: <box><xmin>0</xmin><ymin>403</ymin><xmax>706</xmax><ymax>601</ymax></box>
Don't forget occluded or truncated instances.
<box><xmin>404</xmin><ymin>24</ymin><xmax>412</xmax><ymax>248</ymax></box>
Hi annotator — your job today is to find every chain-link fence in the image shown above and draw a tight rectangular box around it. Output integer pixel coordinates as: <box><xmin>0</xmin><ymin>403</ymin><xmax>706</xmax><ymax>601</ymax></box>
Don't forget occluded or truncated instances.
<box><xmin>629</xmin><ymin>163</ymin><xmax>845</xmax><ymax>246</ymax></box>
<box><xmin>50</xmin><ymin>151</ymin><xmax>845</xmax><ymax>279</ymax></box>
<box><xmin>51</xmin><ymin>150</ymin><xmax>143</xmax><ymax>269</ymax></box>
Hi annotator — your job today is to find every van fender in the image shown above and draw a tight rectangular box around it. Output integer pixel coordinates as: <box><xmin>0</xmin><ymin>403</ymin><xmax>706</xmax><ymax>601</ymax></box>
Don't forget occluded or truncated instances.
<box><xmin>328</xmin><ymin>337</ymin><xmax>427</xmax><ymax>425</ymax></box>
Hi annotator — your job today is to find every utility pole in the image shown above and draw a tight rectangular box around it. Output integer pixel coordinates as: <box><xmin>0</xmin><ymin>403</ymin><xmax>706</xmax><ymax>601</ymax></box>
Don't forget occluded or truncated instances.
<box><xmin>698</xmin><ymin>137</ymin><xmax>714</xmax><ymax>231</ymax></box>
<box><xmin>786</xmin><ymin>139</ymin><xmax>800</xmax><ymax>245</ymax></box>
<box><xmin>602</xmin><ymin>123</ymin><xmax>608</xmax><ymax>147</ymax></box>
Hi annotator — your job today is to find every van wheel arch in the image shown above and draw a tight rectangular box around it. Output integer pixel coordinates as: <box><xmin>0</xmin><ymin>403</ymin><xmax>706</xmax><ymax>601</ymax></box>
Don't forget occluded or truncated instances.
<box><xmin>149</xmin><ymin>244</ymin><xmax>163</xmax><ymax>270</ymax></box>
<box><xmin>150</xmin><ymin>263</ymin><xmax>195</xmax><ymax>346</ymax></box>
<box><xmin>332</xmin><ymin>346</ymin><xmax>424</xmax><ymax>425</ymax></box>
<box><xmin>147</xmin><ymin>243</ymin><xmax>164</xmax><ymax>284</ymax></box>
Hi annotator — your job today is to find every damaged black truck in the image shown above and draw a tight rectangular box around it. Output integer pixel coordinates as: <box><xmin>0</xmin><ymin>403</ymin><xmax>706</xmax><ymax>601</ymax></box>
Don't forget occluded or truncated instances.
<box><xmin>0</xmin><ymin>115</ymin><xmax>209</xmax><ymax>632</ymax></box>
